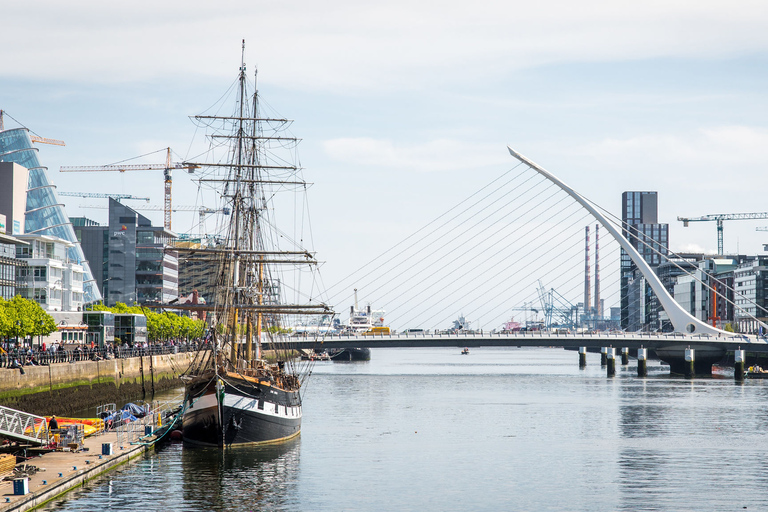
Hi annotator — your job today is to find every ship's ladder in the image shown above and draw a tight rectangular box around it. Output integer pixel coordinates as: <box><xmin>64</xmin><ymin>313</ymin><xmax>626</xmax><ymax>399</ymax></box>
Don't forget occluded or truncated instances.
<box><xmin>0</xmin><ymin>405</ymin><xmax>49</xmax><ymax>445</ymax></box>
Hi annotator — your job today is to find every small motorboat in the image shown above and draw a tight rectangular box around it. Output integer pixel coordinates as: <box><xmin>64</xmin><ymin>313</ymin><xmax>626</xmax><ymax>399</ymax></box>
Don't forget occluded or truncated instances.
<box><xmin>461</xmin><ymin>347</ymin><xmax>469</xmax><ymax>355</ymax></box>
<box><xmin>745</xmin><ymin>365</ymin><xmax>768</xmax><ymax>379</ymax></box>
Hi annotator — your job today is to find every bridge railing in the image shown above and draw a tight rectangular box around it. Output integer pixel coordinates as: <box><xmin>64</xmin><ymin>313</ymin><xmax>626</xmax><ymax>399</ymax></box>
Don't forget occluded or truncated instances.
<box><xmin>290</xmin><ymin>330</ymin><xmax>765</xmax><ymax>344</ymax></box>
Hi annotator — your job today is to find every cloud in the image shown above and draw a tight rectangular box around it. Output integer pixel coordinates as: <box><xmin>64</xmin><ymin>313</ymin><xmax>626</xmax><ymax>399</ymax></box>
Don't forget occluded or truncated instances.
<box><xmin>6</xmin><ymin>1</ymin><xmax>768</xmax><ymax>92</ymax></box>
<box><xmin>322</xmin><ymin>138</ymin><xmax>509</xmax><ymax>172</ymax></box>
<box><xmin>576</xmin><ymin>125</ymin><xmax>768</xmax><ymax>173</ymax></box>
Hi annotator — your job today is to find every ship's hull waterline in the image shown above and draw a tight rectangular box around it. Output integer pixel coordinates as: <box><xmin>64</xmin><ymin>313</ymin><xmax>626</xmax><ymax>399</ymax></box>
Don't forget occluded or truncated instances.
<box><xmin>182</xmin><ymin>374</ymin><xmax>302</xmax><ymax>447</ymax></box>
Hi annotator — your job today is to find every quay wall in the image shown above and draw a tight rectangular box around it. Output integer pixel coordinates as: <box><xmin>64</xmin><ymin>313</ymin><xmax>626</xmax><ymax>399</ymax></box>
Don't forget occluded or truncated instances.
<box><xmin>0</xmin><ymin>352</ymin><xmax>204</xmax><ymax>416</ymax></box>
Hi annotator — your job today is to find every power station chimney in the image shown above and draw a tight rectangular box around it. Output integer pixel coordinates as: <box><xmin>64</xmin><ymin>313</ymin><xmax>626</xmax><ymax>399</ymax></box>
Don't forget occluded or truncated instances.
<box><xmin>594</xmin><ymin>223</ymin><xmax>601</xmax><ymax>319</ymax></box>
<box><xmin>585</xmin><ymin>226</ymin><xmax>591</xmax><ymax>317</ymax></box>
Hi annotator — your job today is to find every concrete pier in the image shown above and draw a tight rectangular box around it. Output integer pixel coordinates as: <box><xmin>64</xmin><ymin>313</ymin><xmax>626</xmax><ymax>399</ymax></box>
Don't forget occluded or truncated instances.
<box><xmin>0</xmin><ymin>429</ymin><xmax>162</xmax><ymax>512</ymax></box>
<box><xmin>637</xmin><ymin>348</ymin><xmax>648</xmax><ymax>377</ymax></box>
<box><xmin>600</xmin><ymin>347</ymin><xmax>607</xmax><ymax>366</ymax></box>
<box><xmin>735</xmin><ymin>350</ymin><xmax>745</xmax><ymax>381</ymax></box>
<box><xmin>578</xmin><ymin>347</ymin><xmax>587</xmax><ymax>368</ymax></box>
<box><xmin>685</xmin><ymin>348</ymin><xmax>695</xmax><ymax>378</ymax></box>
<box><xmin>606</xmin><ymin>348</ymin><xmax>616</xmax><ymax>377</ymax></box>
<box><xmin>621</xmin><ymin>347</ymin><xmax>629</xmax><ymax>366</ymax></box>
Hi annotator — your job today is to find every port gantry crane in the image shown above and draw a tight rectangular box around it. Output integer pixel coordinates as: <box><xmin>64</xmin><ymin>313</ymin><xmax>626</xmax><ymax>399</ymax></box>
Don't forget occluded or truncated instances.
<box><xmin>677</xmin><ymin>212</ymin><xmax>768</xmax><ymax>255</ymax></box>
<box><xmin>59</xmin><ymin>148</ymin><xmax>199</xmax><ymax>231</ymax></box>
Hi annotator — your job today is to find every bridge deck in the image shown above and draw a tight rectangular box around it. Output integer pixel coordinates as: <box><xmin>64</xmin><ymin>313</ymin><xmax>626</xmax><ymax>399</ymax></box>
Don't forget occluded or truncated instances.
<box><xmin>286</xmin><ymin>332</ymin><xmax>768</xmax><ymax>352</ymax></box>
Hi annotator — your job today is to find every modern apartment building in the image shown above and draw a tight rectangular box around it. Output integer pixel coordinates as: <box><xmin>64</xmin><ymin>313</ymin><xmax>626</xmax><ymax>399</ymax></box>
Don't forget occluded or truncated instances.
<box><xmin>15</xmin><ymin>233</ymin><xmax>85</xmax><ymax>312</ymax></box>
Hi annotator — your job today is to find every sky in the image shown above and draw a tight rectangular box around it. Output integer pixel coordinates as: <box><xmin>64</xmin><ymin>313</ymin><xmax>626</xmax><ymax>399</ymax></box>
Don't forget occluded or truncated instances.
<box><xmin>4</xmin><ymin>0</ymin><xmax>768</xmax><ymax>329</ymax></box>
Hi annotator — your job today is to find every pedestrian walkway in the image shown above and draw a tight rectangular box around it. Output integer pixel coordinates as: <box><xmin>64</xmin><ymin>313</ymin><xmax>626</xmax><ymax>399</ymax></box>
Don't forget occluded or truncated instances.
<box><xmin>0</xmin><ymin>403</ymin><xmax>182</xmax><ymax>512</ymax></box>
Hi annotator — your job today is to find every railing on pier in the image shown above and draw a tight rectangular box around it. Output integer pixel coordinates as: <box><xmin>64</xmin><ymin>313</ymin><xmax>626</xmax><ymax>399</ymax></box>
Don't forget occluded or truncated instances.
<box><xmin>105</xmin><ymin>395</ymin><xmax>183</xmax><ymax>447</ymax></box>
<box><xmin>0</xmin><ymin>405</ymin><xmax>48</xmax><ymax>445</ymax></box>
<box><xmin>0</xmin><ymin>341</ymin><xmax>207</xmax><ymax>370</ymax></box>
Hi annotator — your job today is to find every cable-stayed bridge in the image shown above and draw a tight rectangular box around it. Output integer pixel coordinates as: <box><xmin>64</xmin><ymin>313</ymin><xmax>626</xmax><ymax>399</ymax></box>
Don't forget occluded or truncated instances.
<box><xmin>312</xmin><ymin>147</ymin><xmax>768</xmax><ymax>375</ymax></box>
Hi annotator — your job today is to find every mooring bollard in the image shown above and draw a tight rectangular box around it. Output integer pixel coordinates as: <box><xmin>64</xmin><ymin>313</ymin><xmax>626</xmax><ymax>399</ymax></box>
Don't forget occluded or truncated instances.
<box><xmin>606</xmin><ymin>348</ymin><xmax>616</xmax><ymax>377</ymax></box>
<box><xmin>685</xmin><ymin>348</ymin><xmax>695</xmax><ymax>378</ymax></box>
<box><xmin>735</xmin><ymin>349</ymin><xmax>745</xmax><ymax>382</ymax></box>
<box><xmin>621</xmin><ymin>347</ymin><xmax>629</xmax><ymax>365</ymax></box>
<box><xmin>601</xmin><ymin>347</ymin><xmax>608</xmax><ymax>366</ymax></box>
<box><xmin>579</xmin><ymin>346</ymin><xmax>587</xmax><ymax>368</ymax></box>
<box><xmin>637</xmin><ymin>348</ymin><xmax>648</xmax><ymax>377</ymax></box>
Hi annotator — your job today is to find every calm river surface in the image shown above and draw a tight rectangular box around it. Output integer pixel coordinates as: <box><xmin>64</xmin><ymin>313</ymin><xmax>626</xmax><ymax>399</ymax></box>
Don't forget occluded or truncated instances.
<box><xmin>40</xmin><ymin>347</ymin><xmax>768</xmax><ymax>511</ymax></box>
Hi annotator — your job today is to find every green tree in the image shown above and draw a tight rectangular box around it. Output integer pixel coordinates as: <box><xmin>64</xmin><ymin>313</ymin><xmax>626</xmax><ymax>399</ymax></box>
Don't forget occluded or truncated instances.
<box><xmin>0</xmin><ymin>296</ymin><xmax>56</xmax><ymax>342</ymax></box>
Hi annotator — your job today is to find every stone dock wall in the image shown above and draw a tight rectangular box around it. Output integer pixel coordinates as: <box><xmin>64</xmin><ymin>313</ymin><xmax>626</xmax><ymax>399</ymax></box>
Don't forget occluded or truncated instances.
<box><xmin>0</xmin><ymin>352</ymin><xmax>205</xmax><ymax>416</ymax></box>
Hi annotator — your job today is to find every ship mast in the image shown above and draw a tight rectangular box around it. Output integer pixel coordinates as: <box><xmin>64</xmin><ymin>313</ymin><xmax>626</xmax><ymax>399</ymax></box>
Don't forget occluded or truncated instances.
<box><xmin>163</xmin><ymin>41</ymin><xmax>333</xmax><ymax>375</ymax></box>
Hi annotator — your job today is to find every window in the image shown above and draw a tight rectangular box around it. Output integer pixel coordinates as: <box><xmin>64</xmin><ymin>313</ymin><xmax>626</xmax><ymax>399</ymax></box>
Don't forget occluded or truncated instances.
<box><xmin>33</xmin><ymin>267</ymin><xmax>47</xmax><ymax>281</ymax></box>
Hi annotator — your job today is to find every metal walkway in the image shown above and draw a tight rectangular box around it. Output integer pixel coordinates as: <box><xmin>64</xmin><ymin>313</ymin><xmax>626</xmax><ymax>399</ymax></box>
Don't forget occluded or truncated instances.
<box><xmin>0</xmin><ymin>405</ymin><xmax>48</xmax><ymax>445</ymax></box>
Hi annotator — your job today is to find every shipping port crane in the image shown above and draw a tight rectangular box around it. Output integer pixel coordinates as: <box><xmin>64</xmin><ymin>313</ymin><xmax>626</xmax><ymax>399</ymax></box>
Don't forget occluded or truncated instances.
<box><xmin>58</xmin><ymin>192</ymin><xmax>150</xmax><ymax>202</ymax></box>
<box><xmin>677</xmin><ymin>212</ymin><xmax>768</xmax><ymax>255</ymax></box>
<box><xmin>59</xmin><ymin>148</ymin><xmax>199</xmax><ymax>231</ymax></box>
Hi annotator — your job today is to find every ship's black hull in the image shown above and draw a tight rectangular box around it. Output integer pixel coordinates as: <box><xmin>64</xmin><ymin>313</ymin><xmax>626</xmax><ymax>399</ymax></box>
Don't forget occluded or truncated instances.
<box><xmin>182</xmin><ymin>374</ymin><xmax>302</xmax><ymax>447</ymax></box>
<box><xmin>329</xmin><ymin>347</ymin><xmax>371</xmax><ymax>361</ymax></box>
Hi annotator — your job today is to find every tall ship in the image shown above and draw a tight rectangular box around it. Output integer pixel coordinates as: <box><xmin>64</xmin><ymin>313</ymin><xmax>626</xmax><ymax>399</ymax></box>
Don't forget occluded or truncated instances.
<box><xmin>177</xmin><ymin>43</ymin><xmax>332</xmax><ymax>447</ymax></box>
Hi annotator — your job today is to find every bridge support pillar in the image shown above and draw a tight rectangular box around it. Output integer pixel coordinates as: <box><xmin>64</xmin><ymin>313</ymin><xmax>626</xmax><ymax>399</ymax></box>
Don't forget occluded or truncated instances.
<box><xmin>606</xmin><ymin>348</ymin><xmax>616</xmax><ymax>377</ymax></box>
<box><xmin>685</xmin><ymin>348</ymin><xmax>695</xmax><ymax>378</ymax></box>
<box><xmin>600</xmin><ymin>347</ymin><xmax>607</xmax><ymax>366</ymax></box>
<box><xmin>579</xmin><ymin>347</ymin><xmax>587</xmax><ymax>368</ymax></box>
<box><xmin>735</xmin><ymin>350</ymin><xmax>745</xmax><ymax>382</ymax></box>
<box><xmin>621</xmin><ymin>347</ymin><xmax>629</xmax><ymax>366</ymax></box>
<box><xmin>637</xmin><ymin>348</ymin><xmax>648</xmax><ymax>377</ymax></box>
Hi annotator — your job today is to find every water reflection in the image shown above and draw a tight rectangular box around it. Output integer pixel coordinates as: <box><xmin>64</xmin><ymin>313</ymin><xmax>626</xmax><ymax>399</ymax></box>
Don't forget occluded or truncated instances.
<box><xmin>181</xmin><ymin>438</ymin><xmax>302</xmax><ymax>512</ymax></box>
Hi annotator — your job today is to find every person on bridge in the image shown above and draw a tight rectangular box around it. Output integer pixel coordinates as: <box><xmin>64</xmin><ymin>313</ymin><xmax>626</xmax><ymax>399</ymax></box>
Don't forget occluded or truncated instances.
<box><xmin>48</xmin><ymin>415</ymin><xmax>58</xmax><ymax>430</ymax></box>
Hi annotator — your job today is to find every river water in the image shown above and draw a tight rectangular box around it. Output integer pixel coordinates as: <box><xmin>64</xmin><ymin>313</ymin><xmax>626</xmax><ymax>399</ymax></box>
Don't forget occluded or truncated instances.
<box><xmin>39</xmin><ymin>347</ymin><xmax>768</xmax><ymax>511</ymax></box>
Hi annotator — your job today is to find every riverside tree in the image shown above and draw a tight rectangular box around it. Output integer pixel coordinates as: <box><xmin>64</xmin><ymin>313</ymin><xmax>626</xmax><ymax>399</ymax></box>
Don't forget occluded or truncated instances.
<box><xmin>0</xmin><ymin>296</ymin><xmax>57</xmax><ymax>343</ymax></box>
<box><xmin>89</xmin><ymin>302</ymin><xmax>205</xmax><ymax>343</ymax></box>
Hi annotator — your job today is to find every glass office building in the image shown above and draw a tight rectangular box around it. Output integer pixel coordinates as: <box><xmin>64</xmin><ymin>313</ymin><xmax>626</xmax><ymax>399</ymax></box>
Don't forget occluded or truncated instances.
<box><xmin>620</xmin><ymin>191</ymin><xmax>669</xmax><ymax>331</ymax></box>
<box><xmin>73</xmin><ymin>199</ymin><xmax>178</xmax><ymax>306</ymax></box>
<box><xmin>0</xmin><ymin>127</ymin><xmax>101</xmax><ymax>303</ymax></box>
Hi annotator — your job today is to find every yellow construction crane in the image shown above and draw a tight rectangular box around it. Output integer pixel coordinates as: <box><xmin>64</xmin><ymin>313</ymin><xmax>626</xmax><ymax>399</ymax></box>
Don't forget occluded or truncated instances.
<box><xmin>59</xmin><ymin>148</ymin><xmax>199</xmax><ymax>231</ymax></box>
<box><xmin>0</xmin><ymin>110</ymin><xmax>65</xmax><ymax>145</ymax></box>
<box><xmin>678</xmin><ymin>212</ymin><xmax>768</xmax><ymax>255</ymax></box>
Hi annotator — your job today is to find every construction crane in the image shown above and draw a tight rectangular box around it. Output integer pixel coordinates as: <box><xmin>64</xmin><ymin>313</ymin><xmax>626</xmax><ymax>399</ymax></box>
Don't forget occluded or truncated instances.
<box><xmin>0</xmin><ymin>110</ymin><xmax>65</xmax><ymax>146</ymax></box>
<box><xmin>677</xmin><ymin>212</ymin><xmax>768</xmax><ymax>255</ymax></box>
<box><xmin>79</xmin><ymin>204</ymin><xmax>230</xmax><ymax>236</ymax></box>
<box><xmin>58</xmin><ymin>192</ymin><xmax>150</xmax><ymax>202</ymax></box>
<box><xmin>59</xmin><ymin>148</ymin><xmax>199</xmax><ymax>231</ymax></box>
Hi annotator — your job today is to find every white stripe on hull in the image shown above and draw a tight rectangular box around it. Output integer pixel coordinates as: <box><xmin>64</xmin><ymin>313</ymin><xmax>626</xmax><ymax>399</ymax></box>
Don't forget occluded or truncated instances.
<box><xmin>223</xmin><ymin>394</ymin><xmax>302</xmax><ymax>420</ymax></box>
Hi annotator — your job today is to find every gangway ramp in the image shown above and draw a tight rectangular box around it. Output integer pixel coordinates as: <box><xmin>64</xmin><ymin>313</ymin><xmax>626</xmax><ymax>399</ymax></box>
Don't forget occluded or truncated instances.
<box><xmin>0</xmin><ymin>405</ymin><xmax>48</xmax><ymax>445</ymax></box>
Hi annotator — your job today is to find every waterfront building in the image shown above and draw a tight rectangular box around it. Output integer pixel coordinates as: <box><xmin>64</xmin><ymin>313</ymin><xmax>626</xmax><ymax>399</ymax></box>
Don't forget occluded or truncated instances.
<box><xmin>83</xmin><ymin>311</ymin><xmax>116</xmax><ymax>348</ymax></box>
<box><xmin>0</xmin><ymin>130</ymin><xmax>101</xmax><ymax>303</ymax></box>
<box><xmin>671</xmin><ymin>257</ymin><xmax>743</xmax><ymax>330</ymax></box>
<box><xmin>72</xmin><ymin>198</ymin><xmax>178</xmax><ymax>306</ymax></box>
<box><xmin>175</xmin><ymin>238</ymin><xmax>218</xmax><ymax>305</ymax></box>
<box><xmin>734</xmin><ymin>256</ymin><xmax>768</xmax><ymax>334</ymax></box>
<box><xmin>115</xmin><ymin>313</ymin><xmax>148</xmax><ymax>346</ymax></box>
<box><xmin>620</xmin><ymin>191</ymin><xmax>669</xmax><ymax>331</ymax></box>
<box><xmin>15</xmin><ymin>233</ymin><xmax>85</xmax><ymax>312</ymax></box>
<box><xmin>0</xmin><ymin>214</ymin><xmax>28</xmax><ymax>300</ymax></box>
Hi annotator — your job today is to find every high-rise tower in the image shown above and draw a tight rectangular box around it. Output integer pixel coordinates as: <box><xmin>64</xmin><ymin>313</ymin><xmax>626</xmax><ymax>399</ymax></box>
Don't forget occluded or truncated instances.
<box><xmin>620</xmin><ymin>191</ymin><xmax>668</xmax><ymax>331</ymax></box>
